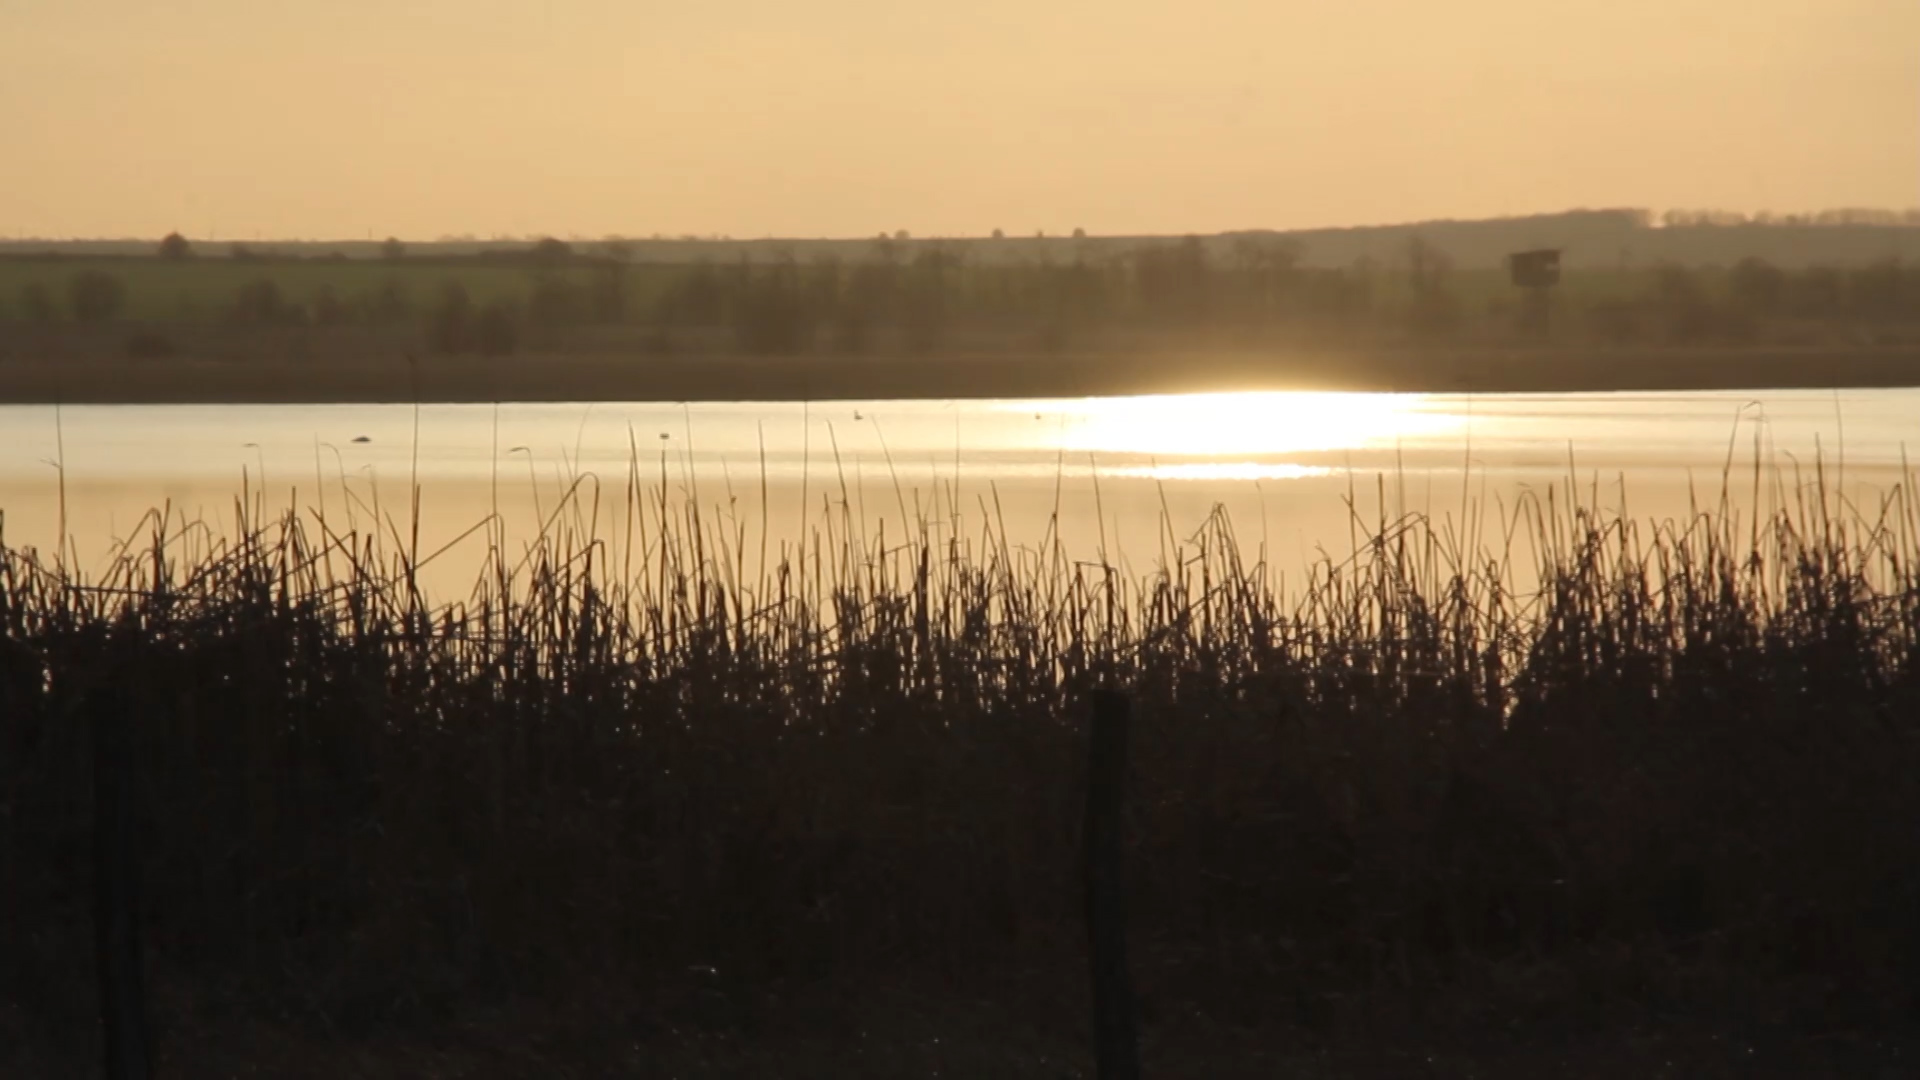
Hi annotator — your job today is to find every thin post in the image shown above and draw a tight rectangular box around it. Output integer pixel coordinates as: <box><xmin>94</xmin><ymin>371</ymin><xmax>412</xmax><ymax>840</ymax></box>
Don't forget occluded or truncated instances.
<box><xmin>1085</xmin><ymin>689</ymin><xmax>1141</xmax><ymax>1080</ymax></box>
<box><xmin>92</xmin><ymin>666</ymin><xmax>152</xmax><ymax>1080</ymax></box>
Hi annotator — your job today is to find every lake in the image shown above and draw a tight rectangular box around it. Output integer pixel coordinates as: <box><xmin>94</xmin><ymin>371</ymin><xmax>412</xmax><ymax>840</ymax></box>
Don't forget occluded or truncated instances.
<box><xmin>2</xmin><ymin>388</ymin><xmax>1915</xmax><ymax>594</ymax></box>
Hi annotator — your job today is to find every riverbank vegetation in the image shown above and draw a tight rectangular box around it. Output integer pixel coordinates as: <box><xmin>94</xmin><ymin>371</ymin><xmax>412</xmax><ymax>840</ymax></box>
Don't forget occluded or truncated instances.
<box><xmin>5</xmin><ymin>234</ymin><xmax>1917</xmax><ymax>351</ymax></box>
<box><xmin>3</xmin><ymin>460</ymin><xmax>1918</xmax><ymax>1073</ymax></box>
<box><xmin>2</xmin><ymin>212</ymin><xmax>1918</xmax><ymax>404</ymax></box>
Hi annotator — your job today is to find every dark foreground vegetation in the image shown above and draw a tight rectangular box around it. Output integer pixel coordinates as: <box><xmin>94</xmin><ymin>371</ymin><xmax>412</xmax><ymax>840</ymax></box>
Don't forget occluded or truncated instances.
<box><xmin>3</xmin><ymin>210</ymin><xmax>1919</xmax><ymax>402</ymax></box>
<box><xmin>4</xmin><ymin>466</ymin><xmax>1920</xmax><ymax>1076</ymax></box>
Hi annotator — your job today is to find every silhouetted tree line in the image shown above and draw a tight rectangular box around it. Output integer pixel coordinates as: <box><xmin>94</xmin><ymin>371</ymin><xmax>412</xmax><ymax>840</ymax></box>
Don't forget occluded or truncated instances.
<box><xmin>426</xmin><ymin>283</ymin><xmax>519</xmax><ymax>357</ymax></box>
<box><xmin>1663</xmin><ymin>208</ymin><xmax>1920</xmax><ymax>228</ymax></box>
<box><xmin>5</xmin><ymin>243</ymin><xmax>1916</xmax><ymax>355</ymax></box>
<box><xmin>1587</xmin><ymin>258</ymin><xmax>1920</xmax><ymax>345</ymax></box>
<box><xmin>637</xmin><ymin>243</ymin><xmax>1917</xmax><ymax>351</ymax></box>
<box><xmin>66</xmin><ymin>270</ymin><xmax>126</xmax><ymax>325</ymax></box>
<box><xmin>634</xmin><ymin>237</ymin><xmax>1384</xmax><ymax>353</ymax></box>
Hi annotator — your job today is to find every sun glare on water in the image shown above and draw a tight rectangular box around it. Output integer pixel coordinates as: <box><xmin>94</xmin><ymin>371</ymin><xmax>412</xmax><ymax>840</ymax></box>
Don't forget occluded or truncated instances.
<box><xmin>1034</xmin><ymin>392</ymin><xmax>1460</xmax><ymax>464</ymax></box>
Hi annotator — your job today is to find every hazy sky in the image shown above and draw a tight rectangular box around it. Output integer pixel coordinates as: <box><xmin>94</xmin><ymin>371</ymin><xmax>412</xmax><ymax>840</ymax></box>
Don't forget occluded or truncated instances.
<box><xmin>4</xmin><ymin>0</ymin><xmax>1916</xmax><ymax>240</ymax></box>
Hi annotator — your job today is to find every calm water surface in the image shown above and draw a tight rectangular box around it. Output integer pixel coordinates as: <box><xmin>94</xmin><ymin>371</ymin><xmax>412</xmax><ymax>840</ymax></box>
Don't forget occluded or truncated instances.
<box><xmin>2</xmin><ymin>389</ymin><xmax>1915</xmax><ymax>590</ymax></box>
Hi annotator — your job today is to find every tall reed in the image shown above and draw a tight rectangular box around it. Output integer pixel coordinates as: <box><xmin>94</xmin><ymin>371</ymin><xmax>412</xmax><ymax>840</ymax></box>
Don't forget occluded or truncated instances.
<box><xmin>2</xmin><ymin>458</ymin><xmax>1918</xmax><ymax>1053</ymax></box>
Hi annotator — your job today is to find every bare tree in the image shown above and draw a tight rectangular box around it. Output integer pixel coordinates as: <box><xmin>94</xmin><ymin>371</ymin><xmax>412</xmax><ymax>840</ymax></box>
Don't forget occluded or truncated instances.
<box><xmin>429</xmin><ymin>282</ymin><xmax>474</xmax><ymax>353</ymax></box>
<box><xmin>475</xmin><ymin>299</ymin><xmax>519</xmax><ymax>356</ymax></box>
<box><xmin>18</xmin><ymin>281</ymin><xmax>56</xmax><ymax>322</ymax></box>
<box><xmin>229</xmin><ymin>278</ymin><xmax>293</xmax><ymax>325</ymax></box>
<box><xmin>530</xmin><ymin>237</ymin><xmax>573</xmax><ymax>262</ymax></box>
<box><xmin>67</xmin><ymin>271</ymin><xmax>128</xmax><ymax>325</ymax></box>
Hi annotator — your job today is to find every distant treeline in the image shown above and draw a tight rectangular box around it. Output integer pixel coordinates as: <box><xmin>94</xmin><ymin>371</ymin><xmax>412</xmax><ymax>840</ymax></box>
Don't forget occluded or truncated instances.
<box><xmin>3</xmin><ymin>226</ymin><xmax>1917</xmax><ymax>360</ymax></box>
<box><xmin>1658</xmin><ymin>207</ymin><xmax>1920</xmax><ymax>228</ymax></box>
<box><xmin>5</xmin><ymin>207</ymin><xmax>1920</xmax><ymax>270</ymax></box>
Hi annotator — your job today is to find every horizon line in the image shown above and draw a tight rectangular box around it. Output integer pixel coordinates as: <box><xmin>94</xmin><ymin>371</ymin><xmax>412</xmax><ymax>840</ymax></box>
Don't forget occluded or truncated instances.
<box><xmin>9</xmin><ymin>206</ymin><xmax>1920</xmax><ymax>247</ymax></box>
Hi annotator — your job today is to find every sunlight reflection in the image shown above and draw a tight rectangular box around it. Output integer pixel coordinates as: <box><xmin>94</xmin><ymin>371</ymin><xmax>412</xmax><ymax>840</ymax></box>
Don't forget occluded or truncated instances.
<box><xmin>1032</xmin><ymin>391</ymin><xmax>1461</xmax><ymax>458</ymax></box>
<box><xmin>1106</xmin><ymin>462</ymin><xmax>1331</xmax><ymax>482</ymax></box>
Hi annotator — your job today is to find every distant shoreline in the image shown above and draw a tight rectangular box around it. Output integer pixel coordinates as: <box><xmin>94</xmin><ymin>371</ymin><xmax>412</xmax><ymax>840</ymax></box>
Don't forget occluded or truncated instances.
<box><xmin>2</xmin><ymin>345</ymin><xmax>1919</xmax><ymax>406</ymax></box>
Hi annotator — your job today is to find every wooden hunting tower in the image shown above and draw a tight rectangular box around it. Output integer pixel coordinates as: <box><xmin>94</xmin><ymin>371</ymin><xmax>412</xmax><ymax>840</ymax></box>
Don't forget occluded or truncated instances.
<box><xmin>1507</xmin><ymin>248</ymin><xmax>1561</xmax><ymax>335</ymax></box>
<box><xmin>1508</xmin><ymin>248</ymin><xmax>1561</xmax><ymax>289</ymax></box>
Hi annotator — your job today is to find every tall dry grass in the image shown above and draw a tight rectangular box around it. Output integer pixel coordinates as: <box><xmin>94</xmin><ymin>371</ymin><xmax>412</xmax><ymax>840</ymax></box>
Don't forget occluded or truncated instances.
<box><xmin>3</xmin><ymin>455</ymin><xmax>1919</xmax><ymax>1058</ymax></box>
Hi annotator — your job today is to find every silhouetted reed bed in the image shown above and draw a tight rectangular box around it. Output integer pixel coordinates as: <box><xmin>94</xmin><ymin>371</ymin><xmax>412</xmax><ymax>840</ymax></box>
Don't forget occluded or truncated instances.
<box><xmin>4</xmin><ymin>465</ymin><xmax>1920</xmax><ymax>1066</ymax></box>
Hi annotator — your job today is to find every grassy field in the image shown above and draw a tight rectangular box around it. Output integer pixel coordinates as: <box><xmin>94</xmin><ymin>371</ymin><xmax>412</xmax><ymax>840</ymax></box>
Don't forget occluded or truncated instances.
<box><xmin>3</xmin><ymin>463</ymin><xmax>1919</xmax><ymax>1073</ymax></box>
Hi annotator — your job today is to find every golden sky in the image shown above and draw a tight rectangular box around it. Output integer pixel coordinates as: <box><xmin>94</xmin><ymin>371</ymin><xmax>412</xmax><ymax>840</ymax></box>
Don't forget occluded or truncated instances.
<box><xmin>5</xmin><ymin>0</ymin><xmax>1916</xmax><ymax>240</ymax></box>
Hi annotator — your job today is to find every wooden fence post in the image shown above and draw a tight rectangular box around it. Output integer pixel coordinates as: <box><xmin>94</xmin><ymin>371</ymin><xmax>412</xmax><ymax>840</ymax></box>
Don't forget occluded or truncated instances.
<box><xmin>92</xmin><ymin>666</ymin><xmax>153</xmax><ymax>1080</ymax></box>
<box><xmin>1085</xmin><ymin>689</ymin><xmax>1141</xmax><ymax>1080</ymax></box>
